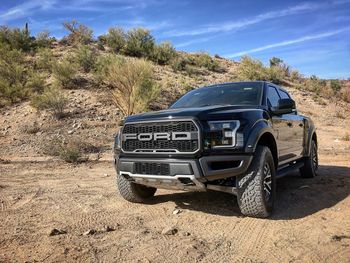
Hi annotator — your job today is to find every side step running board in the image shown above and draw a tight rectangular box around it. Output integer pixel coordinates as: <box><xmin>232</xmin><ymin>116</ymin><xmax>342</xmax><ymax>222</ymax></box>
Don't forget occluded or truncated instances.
<box><xmin>276</xmin><ymin>161</ymin><xmax>304</xmax><ymax>179</ymax></box>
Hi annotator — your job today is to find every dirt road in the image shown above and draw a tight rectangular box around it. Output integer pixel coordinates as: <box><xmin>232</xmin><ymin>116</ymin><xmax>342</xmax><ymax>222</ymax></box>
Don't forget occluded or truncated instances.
<box><xmin>0</xmin><ymin>153</ymin><xmax>349</xmax><ymax>263</ymax></box>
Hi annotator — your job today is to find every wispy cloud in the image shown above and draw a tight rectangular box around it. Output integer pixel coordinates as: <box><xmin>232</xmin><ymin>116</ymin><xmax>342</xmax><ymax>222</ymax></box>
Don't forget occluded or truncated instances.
<box><xmin>0</xmin><ymin>0</ymin><xmax>56</xmax><ymax>22</ymax></box>
<box><xmin>225</xmin><ymin>27</ymin><xmax>350</xmax><ymax>58</ymax></box>
<box><xmin>165</xmin><ymin>1</ymin><xmax>348</xmax><ymax>37</ymax></box>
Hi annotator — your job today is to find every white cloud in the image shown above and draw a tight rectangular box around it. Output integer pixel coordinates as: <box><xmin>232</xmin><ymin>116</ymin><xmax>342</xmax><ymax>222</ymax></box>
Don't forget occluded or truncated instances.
<box><xmin>165</xmin><ymin>1</ymin><xmax>348</xmax><ymax>37</ymax></box>
<box><xmin>0</xmin><ymin>0</ymin><xmax>56</xmax><ymax>22</ymax></box>
<box><xmin>225</xmin><ymin>27</ymin><xmax>350</xmax><ymax>58</ymax></box>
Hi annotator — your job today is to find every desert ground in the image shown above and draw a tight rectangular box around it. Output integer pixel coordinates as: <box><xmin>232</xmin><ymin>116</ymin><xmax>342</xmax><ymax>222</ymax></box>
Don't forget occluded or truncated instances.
<box><xmin>1</xmin><ymin>86</ymin><xmax>350</xmax><ymax>262</ymax></box>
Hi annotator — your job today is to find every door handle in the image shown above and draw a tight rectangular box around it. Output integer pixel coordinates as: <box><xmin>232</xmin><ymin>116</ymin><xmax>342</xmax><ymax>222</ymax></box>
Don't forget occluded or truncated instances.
<box><xmin>287</xmin><ymin>122</ymin><xmax>293</xmax><ymax>127</ymax></box>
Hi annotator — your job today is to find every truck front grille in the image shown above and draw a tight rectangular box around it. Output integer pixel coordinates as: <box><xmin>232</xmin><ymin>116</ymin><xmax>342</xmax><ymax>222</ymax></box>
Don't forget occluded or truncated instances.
<box><xmin>134</xmin><ymin>162</ymin><xmax>170</xmax><ymax>175</ymax></box>
<box><xmin>121</xmin><ymin>120</ymin><xmax>200</xmax><ymax>154</ymax></box>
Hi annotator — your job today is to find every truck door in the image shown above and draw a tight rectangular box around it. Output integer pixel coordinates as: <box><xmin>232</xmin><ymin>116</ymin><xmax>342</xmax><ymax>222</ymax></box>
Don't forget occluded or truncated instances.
<box><xmin>267</xmin><ymin>85</ymin><xmax>293</xmax><ymax>162</ymax></box>
<box><xmin>277</xmin><ymin>89</ymin><xmax>304</xmax><ymax>157</ymax></box>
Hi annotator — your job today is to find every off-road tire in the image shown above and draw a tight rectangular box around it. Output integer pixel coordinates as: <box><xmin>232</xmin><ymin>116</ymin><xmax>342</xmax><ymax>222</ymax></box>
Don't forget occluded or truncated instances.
<box><xmin>300</xmin><ymin>140</ymin><xmax>318</xmax><ymax>178</ymax></box>
<box><xmin>237</xmin><ymin>145</ymin><xmax>276</xmax><ymax>218</ymax></box>
<box><xmin>117</xmin><ymin>174</ymin><xmax>157</xmax><ymax>203</ymax></box>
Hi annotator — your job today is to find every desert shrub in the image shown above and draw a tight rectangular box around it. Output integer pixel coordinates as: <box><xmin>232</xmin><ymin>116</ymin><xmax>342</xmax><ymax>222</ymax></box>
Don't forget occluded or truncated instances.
<box><xmin>62</xmin><ymin>20</ymin><xmax>93</xmax><ymax>45</ymax></box>
<box><xmin>94</xmin><ymin>53</ymin><xmax>125</xmax><ymax>82</ymax></box>
<box><xmin>194</xmin><ymin>52</ymin><xmax>220</xmax><ymax>72</ymax></box>
<box><xmin>35</xmin><ymin>30</ymin><xmax>53</xmax><ymax>48</ymax></box>
<box><xmin>342</xmin><ymin>133</ymin><xmax>350</xmax><ymax>141</ymax></box>
<box><xmin>235</xmin><ymin>56</ymin><xmax>268</xmax><ymax>81</ymax></box>
<box><xmin>330</xmin><ymin>79</ymin><xmax>342</xmax><ymax>94</ymax></box>
<box><xmin>341</xmin><ymin>86</ymin><xmax>350</xmax><ymax>102</ymax></box>
<box><xmin>52</xmin><ymin>58</ymin><xmax>77</xmax><ymax>87</ymax></box>
<box><xmin>103</xmin><ymin>58</ymin><xmax>159</xmax><ymax>115</ymax></box>
<box><xmin>20</xmin><ymin>122</ymin><xmax>41</xmax><ymax>134</ymax></box>
<box><xmin>290</xmin><ymin>70</ymin><xmax>302</xmax><ymax>82</ymax></box>
<box><xmin>151</xmin><ymin>42</ymin><xmax>177</xmax><ymax>65</ymax></box>
<box><xmin>170</xmin><ymin>56</ymin><xmax>188</xmax><ymax>72</ymax></box>
<box><xmin>105</xmin><ymin>27</ymin><xmax>126</xmax><ymax>53</ymax></box>
<box><xmin>123</xmin><ymin>28</ymin><xmax>155</xmax><ymax>58</ymax></box>
<box><xmin>42</xmin><ymin>136</ymin><xmax>86</xmax><ymax>163</ymax></box>
<box><xmin>269</xmin><ymin>57</ymin><xmax>284</xmax><ymax>67</ymax></box>
<box><xmin>0</xmin><ymin>25</ymin><xmax>33</xmax><ymax>51</ymax></box>
<box><xmin>25</xmin><ymin>71</ymin><xmax>46</xmax><ymax>93</ymax></box>
<box><xmin>35</xmin><ymin>47</ymin><xmax>54</xmax><ymax>71</ymax></box>
<box><xmin>266</xmin><ymin>66</ymin><xmax>285</xmax><ymax>84</ymax></box>
<box><xmin>73</xmin><ymin>45</ymin><xmax>96</xmax><ymax>72</ymax></box>
<box><xmin>31</xmin><ymin>85</ymin><xmax>68</xmax><ymax>119</ymax></box>
<box><xmin>0</xmin><ymin>44</ymin><xmax>27</xmax><ymax>104</ymax></box>
<box><xmin>304</xmin><ymin>75</ymin><xmax>326</xmax><ymax>94</ymax></box>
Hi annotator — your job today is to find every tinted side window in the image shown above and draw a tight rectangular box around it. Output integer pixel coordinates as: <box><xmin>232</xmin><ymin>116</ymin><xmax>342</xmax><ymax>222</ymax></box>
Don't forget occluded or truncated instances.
<box><xmin>267</xmin><ymin>86</ymin><xmax>280</xmax><ymax>107</ymax></box>
<box><xmin>278</xmin><ymin>89</ymin><xmax>290</xmax><ymax>99</ymax></box>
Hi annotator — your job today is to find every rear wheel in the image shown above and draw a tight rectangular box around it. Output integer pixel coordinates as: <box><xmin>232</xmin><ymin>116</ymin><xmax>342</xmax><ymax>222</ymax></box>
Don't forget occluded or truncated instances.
<box><xmin>300</xmin><ymin>140</ymin><xmax>318</xmax><ymax>178</ymax></box>
<box><xmin>117</xmin><ymin>174</ymin><xmax>157</xmax><ymax>203</ymax></box>
<box><xmin>237</xmin><ymin>145</ymin><xmax>276</xmax><ymax>218</ymax></box>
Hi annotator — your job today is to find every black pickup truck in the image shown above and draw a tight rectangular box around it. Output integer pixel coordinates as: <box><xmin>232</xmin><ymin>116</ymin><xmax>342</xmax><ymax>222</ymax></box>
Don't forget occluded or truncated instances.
<box><xmin>113</xmin><ymin>81</ymin><xmax>318</xmax><ymax>218</ymax></box>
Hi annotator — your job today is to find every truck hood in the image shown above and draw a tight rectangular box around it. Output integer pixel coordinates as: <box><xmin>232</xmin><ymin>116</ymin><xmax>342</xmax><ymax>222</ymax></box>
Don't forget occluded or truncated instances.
<box><xmin>125</xmin><ymin>105</ymin><xmax>266</xmax><ymax>122</ymax></box>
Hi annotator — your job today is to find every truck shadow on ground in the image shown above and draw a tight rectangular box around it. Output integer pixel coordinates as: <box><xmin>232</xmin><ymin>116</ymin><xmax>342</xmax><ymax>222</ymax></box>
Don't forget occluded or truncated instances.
<box><xmin>147</xmin><ymin>165</ymin><xmax>350</xmax><ymax>219</ymax></box>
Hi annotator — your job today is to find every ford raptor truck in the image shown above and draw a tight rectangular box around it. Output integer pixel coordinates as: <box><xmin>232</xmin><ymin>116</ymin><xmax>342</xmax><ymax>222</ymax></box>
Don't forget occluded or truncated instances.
<box><xmin>113</xmin><ymin>81</ymin><xmax>318</xmax><ymax>218</ymax></box>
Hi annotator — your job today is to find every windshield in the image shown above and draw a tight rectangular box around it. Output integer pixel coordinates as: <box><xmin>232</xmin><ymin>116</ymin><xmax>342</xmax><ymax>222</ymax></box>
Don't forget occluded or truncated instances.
<box><xmin>171</xmin><ymin>82</ymin><xmax>263</xmax><ymax>109</ymax></box>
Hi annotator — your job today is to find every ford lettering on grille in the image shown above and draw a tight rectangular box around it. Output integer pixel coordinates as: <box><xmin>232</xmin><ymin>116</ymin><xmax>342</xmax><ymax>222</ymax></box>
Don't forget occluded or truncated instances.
<box><xmin>121</xmin><ymin>120</ymin><xmax>200</xmax><ymax>154</ymax></box>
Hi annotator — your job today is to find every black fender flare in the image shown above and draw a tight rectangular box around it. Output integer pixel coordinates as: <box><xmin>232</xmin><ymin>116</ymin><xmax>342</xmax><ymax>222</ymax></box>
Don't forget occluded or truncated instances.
<box><xmin>245</xmin><ymin>119</ymin><xmax>279</xmax><ymax>167</ymax></box>
<box><xmin>304</xmin><ymin>123</ymin><xmax>317</xmax><ymax>157</ymax></box>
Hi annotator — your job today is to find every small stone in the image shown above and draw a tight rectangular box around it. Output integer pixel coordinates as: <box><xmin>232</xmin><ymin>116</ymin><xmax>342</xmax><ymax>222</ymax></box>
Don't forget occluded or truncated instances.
<box><xmin>104</xmin><ymin>226</ymin><xmax>115</xmax><ymax>232</ymax></box>
<box><xmin>172</xmin><ymin>209</ymin><xmax>181</xmax><ymax>215</ymax></box>
<box><xmin>161</xmin><ymin>226</ymin><xmax>178</xmax><ymax>235</ymax></box>
<box><xmin>49</xmin><ymin>228</ymin><xmax>67</xmax><ymax>236</ymax></box>
<box><xmin>182</xmin><ymin>232</ymin><xmax>191</xmax><ymax>236</ymax></box>
<box><xmin>67</xmin><ymin>130</ymin><xmax>74</xmax><ymax>135</ymax></box>
<box><xmin>83</xmin><ymin>229</ymin><xmax>96</xmax><ymax>236</ymax></box>
<box><xmin>103</xmin><ymin>173</ymin><xmax>110</xmax><ymax>177</ymax></box>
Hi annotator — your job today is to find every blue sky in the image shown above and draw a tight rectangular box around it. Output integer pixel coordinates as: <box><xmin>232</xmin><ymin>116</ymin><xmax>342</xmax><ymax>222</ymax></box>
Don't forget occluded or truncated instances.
<box><xmin>1</xmin><ymin>0</ymin><xmax>350</xmax><ymax>78</ymax></box>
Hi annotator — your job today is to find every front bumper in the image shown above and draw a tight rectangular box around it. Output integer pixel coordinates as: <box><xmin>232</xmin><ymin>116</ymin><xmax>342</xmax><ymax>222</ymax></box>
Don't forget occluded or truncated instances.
<box><xmin>116</xmin><ymin>155</ymin><xmax>253</xmax><ymax>191</ymax></box>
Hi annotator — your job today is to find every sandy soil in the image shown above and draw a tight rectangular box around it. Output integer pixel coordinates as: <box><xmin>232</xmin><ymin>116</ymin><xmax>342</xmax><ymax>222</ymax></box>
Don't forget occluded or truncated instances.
<box><xmin>1</xmin><ymin>151</ymin><xmax>349</xmax><ymax>263</ymax></box>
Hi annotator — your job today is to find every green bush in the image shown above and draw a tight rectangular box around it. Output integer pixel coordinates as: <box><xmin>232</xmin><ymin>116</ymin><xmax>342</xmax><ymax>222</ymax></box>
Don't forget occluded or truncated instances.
<box><xmin>235</xmin><ymin>56</ymin><xmax>268</xmax><ymax>81</ymax></box>
<box><xmin>25</xmin><ymin>71</ymin><xmax>46</xmax><ymax>93</ymax></box>
<box><xmin>31</xmin><ymin>85</ymin><xmax>68</xmax><ymax>119</ymax></box>
<box><xmin>42</xmin><ymin>136</ymin><xmax>87</xmax><ymax>163</ymax></box>
<box><xmin>194</xmin><ymin>52</ymin><xmax>220</xmax><ymax>72</ymax></box>
<box><xmin>170</xmin><ymin>56</ymin><xmax>188</xmax><ymax>72</ymax></box>
<box><xmin>105</xmin><ymin>27</ymin><xmax>126</xmax><ymax>53</ymax></box>
<box><xmin>35</xmin><ymin>30</ymin><xmax>53</xmax><ymax>48</ymax></box>
<box><xmin>102</xmin><ymin>57</ymin><xmax>159</xmax><ymax>115</ymax></box>
<box><xmin>94</xmin><ymin>53</ymin><xmax>125</xmax><ymax>82</ymax></box>
<box><xmin>52</xmin><ymin>58</ymin><xmax>77</xmax><ymax>87</ymax></box>
<box><xmin>62</xmin><ymin>20</ymin><xmax>93</xmax><ymax>45</ymax></box>
<box><xmin>0</xmin><ymin>25</ymin><xmax>33</xmax><ymax>51</ymax></box>
<box><xmin>330</xmin><ymin>79</ymin><xmax>342</xmax><ymax>94</ymax></box>
<box><xmin>73</xmin><ymin>45</ymin><xmax>96</xmax><ymax>72</ymax></box>
<box><xmin>0</xmin><ymin>44</ymin><xmax>27</xmax><ymax>104</ymax></box>
<box><xmin>266</xmin><ymin>66</ymin><xmax>285</xmax><ymax>84</ymax></box>
<box><xmin>35</xmin><ymin>48</ymin><xmax>54</xmax><ymax>71</ymax></box>
<box><xmin>151</xmin><ymin>42</ymin><xmax>177</xmax><ymax>65</ymax></box>
<box><xmin>123</xmin><ymin>28</ymin><xmax>155</xmax><ymax>58</ymax></box>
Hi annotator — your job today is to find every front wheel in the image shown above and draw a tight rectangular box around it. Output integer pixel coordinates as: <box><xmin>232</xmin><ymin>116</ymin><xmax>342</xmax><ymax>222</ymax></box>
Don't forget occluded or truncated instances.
<box><xmin>237</xmin><ymin>145</ymin><xmax>276</xmax><ymax>218</ymax></box>
<box><xmin>117</xmin><ymin>174</ymin><xmax>157</xmax><ymax>203</ymax></box>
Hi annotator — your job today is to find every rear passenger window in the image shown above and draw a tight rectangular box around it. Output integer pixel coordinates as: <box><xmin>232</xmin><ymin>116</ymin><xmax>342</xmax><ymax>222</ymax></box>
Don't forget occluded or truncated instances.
<box><xmin>278</xmin><ymin>89</ymin><xmax>290</xmax><ymax>99</ymax></box>
<box><xmin>267</xmin><ymin>86</ymin><xmax>280</xmax><ymax>107</ymax></box>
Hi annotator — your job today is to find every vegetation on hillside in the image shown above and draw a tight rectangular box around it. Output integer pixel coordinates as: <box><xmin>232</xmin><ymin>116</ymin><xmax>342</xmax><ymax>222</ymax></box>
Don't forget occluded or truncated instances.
<box><xmin>1</xmin><ymin>22</ymin><xmax>349</xmax><ymax>116</ymax></box>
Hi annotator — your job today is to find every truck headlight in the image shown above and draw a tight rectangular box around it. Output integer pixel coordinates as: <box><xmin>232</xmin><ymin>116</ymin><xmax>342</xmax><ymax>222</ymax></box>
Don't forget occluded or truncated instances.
<box><xmin>114</xmin><ymin>129</ymin><xmax>122</xmax><ymax>151</ymax></box>
<box><xmin>207</xmin><ymin>120</ymin><xmax>240</xmax><ymax>148</ymax></box>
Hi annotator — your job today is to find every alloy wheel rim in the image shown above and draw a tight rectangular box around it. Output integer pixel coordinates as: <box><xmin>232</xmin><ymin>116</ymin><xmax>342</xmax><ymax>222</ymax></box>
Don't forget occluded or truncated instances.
<box><xmin>312</xmin><ymin>144</ymin><xmax>318</xmax><ymax>171</ymax></box>
<box><xmin>263</xmin><ymin>163</ymin><xmax>272</xmax><ymax>202</ymax></box>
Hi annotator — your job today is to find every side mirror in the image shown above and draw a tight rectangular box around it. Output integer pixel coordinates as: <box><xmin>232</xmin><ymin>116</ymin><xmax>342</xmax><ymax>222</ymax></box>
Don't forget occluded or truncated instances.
<box><xmin>271</xmin><ymin>98</ymin><xmax>296</xmax><ymax>115</ymax></box>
